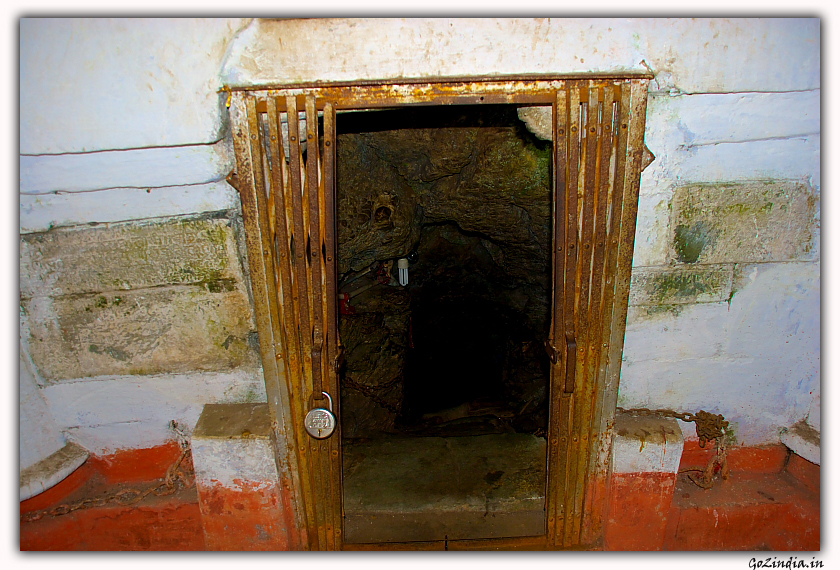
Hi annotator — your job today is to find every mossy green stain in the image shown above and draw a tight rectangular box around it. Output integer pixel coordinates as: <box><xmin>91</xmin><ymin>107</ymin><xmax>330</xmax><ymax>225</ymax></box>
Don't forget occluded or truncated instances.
<box><xmin>724</xmin><ymin>422</ymin><xmax>737</xmax><ymax>446</ymax></box>
<box><xmin>674</xmin><ymin>222</ymin><xmax>714</xmax><ymax>263</ymax></box>
<box><xmin>642</xmin><ymin>304</ymin><xmax>683</xmax><ymax>318</ymax></box>
<box><xmin>647</xmin><ymin>268</ymin><xmax>729</xmax><ymax>305</ymax></box>
<box><xmin>204</xmin><ymin>278</ymin><xmax>237</xmax><ymax>293</ymax></box>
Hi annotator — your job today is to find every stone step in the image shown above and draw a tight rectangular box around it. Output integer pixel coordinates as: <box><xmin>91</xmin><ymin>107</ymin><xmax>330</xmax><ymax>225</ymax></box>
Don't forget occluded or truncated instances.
<box><xmin>664</xmin><ymin>470</ymin><xmax>819</xmax><ymax>550</ymax></box>
<box><xmin>342</xmin><ymin>433</ymin><xmax>547</xmax><ymax>544</ymax></box>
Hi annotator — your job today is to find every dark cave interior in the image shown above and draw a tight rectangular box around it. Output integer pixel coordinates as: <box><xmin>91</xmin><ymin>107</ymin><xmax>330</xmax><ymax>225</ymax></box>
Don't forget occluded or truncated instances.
<box><xmin>335</xmin><ymin>104</ymin><xmax>553</xmax><ymax>440</ymax></box>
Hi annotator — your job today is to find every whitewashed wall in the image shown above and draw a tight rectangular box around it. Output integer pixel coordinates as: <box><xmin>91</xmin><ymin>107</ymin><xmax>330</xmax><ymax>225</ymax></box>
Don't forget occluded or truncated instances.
<box><xmin>218</xmin><ymin>18</ymin><xmax>821</xmax><ymax>445</ymax></box>
<box><xmin>19</xmin><ymin>18</ymin><xmax>258</xmax><ymax>459</ymax></box>
<box><xmin>19</xmin><ymin>18</ymin><xmax>819</xmax><ymax>457</ymax></box>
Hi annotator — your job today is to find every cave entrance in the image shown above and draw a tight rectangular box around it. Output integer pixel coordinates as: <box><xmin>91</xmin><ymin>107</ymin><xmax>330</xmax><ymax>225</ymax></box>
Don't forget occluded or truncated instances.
<box><xmin>230</xmin><ymin>76</ymin><xmax>652</xmax><ymax>550</ymax></box>
<box><xmin>336</xmin><ymin>105</ymin><xmax>553</xmax><ymax>543</ymax></box>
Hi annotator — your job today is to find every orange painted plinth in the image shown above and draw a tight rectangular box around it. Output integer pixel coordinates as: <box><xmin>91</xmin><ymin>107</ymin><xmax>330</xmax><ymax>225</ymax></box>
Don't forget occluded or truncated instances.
<box><xmin>21</xmin><ymin>499</ymin><xmax>204</xmax><ymax>551</ymax></box>
<box><xmin>680</xmin><ymin>441</ymin><xmax>788</xmax><ymax>474</ymax></box>
<box><xmin>197</xmin><ymin>480</ymin><xmax>296</xmax><ymax>551</ymax></box>
<box><xmin>786</xmin><ymin>453</ymin><xmax>819</xmax><ymax>495</ymax></box>
<box><xmin>664</xmin><ymin>498</ymin><xmax>819</xmax><ymax>551</ymax></box>
<box><xmin>604</xmin><ymin>472</ymin><xmax>676</xmax><ymax>551</ymax></box>
<box><xmin>664</xmin><ymin>465</ymin><xmax>820</xmax><ymax>551</ymax></box>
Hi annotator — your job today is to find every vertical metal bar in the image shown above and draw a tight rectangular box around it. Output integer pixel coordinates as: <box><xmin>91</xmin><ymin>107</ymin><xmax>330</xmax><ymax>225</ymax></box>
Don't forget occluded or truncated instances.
<box><xmin>234</xmin><ymin>94</ymin><xmax>306</xmax><ymax>548</ymax></box>
<box><xmin>547</xmin><ymin>86</ymin><xmax>568</xmax><ymax>546</ymax></box>
<box><xmin>564</xmin><ymin>81</ymin><xmax>600</xmax><ymax>547</ymax></box>
<box><xmin>306</xmin><ymin>96</ymin><xmax>325</xmax><ymax>402</ymax></box>
<box><xmin>287</xmin><ymin>96</ymin><xmax>314</xmax><ymax>368</ymax></box>
<box><xmin>603</xmin><ymin>79</ymin><xmax>649</xmax><ymax>449</ymax></box>
<box><xmin>580</xmin><ymin>83</ymin><xmax>616</xmax><ymax>543</ymax></box>
<box><xmin>287</xmin><ymin>95</ymin><xmax>326</xmax><ymax>551</ymax></box>
<box><xmin>321</xmin><ymin>102</ymin><xmax>345</xmax><ymax>550</ymax></box>
<box><xmin>305</xmin><ymin>95</ymin><xmax>334</xmax><ymax>552</ymax></box>
<box><xmin>265</xmin><ymin>96</ymin><xmax>317</xmax><ymax>550</ymax></box>
<box><xmin>557</xmin><ymin>81</ymin><xmax>582</xmax><ymax>546</ymax></box>
<box><xmin>267</xmin><ymin>97</ymin><xmax>306</xmax><ymax>390</ymax></box>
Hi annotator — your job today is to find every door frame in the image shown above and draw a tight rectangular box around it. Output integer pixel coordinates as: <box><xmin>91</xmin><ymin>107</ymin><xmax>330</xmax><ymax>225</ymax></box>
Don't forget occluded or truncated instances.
<box><xmin>228</xmin><ymin>74</ymin><xmax>652</xmax><ymax>550</ymax></box>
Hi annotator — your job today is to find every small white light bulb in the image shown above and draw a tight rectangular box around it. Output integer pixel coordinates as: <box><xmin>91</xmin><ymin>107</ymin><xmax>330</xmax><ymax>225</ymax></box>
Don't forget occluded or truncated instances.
<box><xmin>397</xmin><ymin>258</ymin><xmax>409</xmax><ymax>286</ymax></box>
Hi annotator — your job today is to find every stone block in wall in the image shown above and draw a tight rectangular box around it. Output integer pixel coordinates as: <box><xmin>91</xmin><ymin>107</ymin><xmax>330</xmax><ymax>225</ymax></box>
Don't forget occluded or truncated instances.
<box><xmin>20</xmin><ymin>212</ymin><xmax>258</xmax><ymax>382</ymax></box>
<box><xmin>20</xmin><ymin>212</ymin><xmax>246</xmax><ymax>298</ymax></box>
<box><xmin>191</xmin><ymin>403</ymin><xmax>297</xmax><ymax>551</ymax></box>
<box><xmin>629</xmin><ymin>264</ymin><xmax>733</xmax><ymax>307</ymax></box>
<box><xmin>23</xmin><ymin>288</ymin><xmax>255</xmax><ymax>382</ymax></box>
<box><xmin>669</xmin><ymin>180</ymin><xmax>818</xmax><ymax>265</ymax></box>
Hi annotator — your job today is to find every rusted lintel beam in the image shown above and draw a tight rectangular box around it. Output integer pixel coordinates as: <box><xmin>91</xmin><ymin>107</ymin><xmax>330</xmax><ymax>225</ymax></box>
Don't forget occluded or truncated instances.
<box><xmin>223</xmin><ymin>71</ymin><xmax>654</xmax><ymax>93</ymax></box>
<box><xmin>254</xmin><ymin>92</ymin><xmax>557</xmax><ymax>114</ymax></box>
<box><xmin>246</xmin><ymin>77</ymin><xmax>647</xmax><ymax>113</ymax></box>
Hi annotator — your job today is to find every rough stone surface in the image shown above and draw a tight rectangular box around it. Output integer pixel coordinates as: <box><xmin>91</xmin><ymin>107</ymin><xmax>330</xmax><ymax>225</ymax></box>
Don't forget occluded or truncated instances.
<box><xmin>339</xmin><ymin>287</ymin><xmax>410</xmax><ymax>438</ymax></box>
<box><xmin>516</xmin><ymin>106</ymin><xmax>552</xmax><ymax>141</ymax></box>
<box><xmin>337</xmin><ymin>106</ymin><xmax>551</xmax><ymax>285</ymax></box>
<box><xmin>336</xmin><ymin>106</ymin><xmax>552</xmax><ymax>439</ymax></box>
<box><xmin>669</xmin><ymin>181</ymin><xmax>818</xmax><ymax>265</ymax></box>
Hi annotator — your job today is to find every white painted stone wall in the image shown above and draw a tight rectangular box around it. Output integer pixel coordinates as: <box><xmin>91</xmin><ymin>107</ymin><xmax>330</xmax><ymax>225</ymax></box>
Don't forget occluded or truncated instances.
<box><xmin>19</xmin><ymin>18</ymin><xmax>819</xmax><ymax>455</ymax></box>
<box><xmin>19</xmin><ymin>18</ymin><xmax>255</xmax><ymax>460</ymax></box>
<box><xmin>19</xmin><ymin>345</ymin><xmax>65</xmax><ymax>470</ymax></box>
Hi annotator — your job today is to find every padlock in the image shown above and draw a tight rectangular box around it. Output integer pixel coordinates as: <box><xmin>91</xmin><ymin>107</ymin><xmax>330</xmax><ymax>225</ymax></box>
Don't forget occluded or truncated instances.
<box><xmin>304</xmin><ymin>391</ymin><xmax>337</xmax><ymax>439</ymax></box>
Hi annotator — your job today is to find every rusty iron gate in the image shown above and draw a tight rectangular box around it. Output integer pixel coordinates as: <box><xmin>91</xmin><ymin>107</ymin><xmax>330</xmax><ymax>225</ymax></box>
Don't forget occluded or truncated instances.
<box><xmin>228</xmin><ymin>76</ymin><xmax>652</xmax><ymax>551</ymax></box>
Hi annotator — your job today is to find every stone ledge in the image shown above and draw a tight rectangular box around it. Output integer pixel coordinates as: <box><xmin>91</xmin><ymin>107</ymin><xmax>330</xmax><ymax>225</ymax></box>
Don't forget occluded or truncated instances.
<box><xmin>612</xmin><ymin>413</ymin><xmax>684</xmax><ymax>474</ymax></box>
<box><xmin>20</xmin><ymin>441</ymin><xmax>89</xmax><ymax>501</ymax></box>
<box><xmin>193</xmin><ymin>403</ymin><xmax>271</xmax><ymax>440</ymax></box>
<box><xmin>780</xmin><ymin>420</ymin><xmax>820</xmax><ymax>465</ymax></box>
<box><xmin>191</xmin><ymin>403</ymin><xmax>277</xmax><ymax>486</ymax></box>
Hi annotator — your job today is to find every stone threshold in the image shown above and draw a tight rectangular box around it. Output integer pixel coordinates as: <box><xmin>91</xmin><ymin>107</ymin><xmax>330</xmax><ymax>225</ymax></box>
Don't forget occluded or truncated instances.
<box><xmin>342</xmin><ymin>433</ymin><xmax>547</xmax><ymax>544</ymax></box>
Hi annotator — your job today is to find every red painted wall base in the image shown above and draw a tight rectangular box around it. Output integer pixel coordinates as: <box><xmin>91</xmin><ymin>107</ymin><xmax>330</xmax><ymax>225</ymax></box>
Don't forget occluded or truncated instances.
<box><xmin>197</xmin><ymin>481</ymin><xmax>298</xmax><ymax>551</ymax></box>
<box><xmin>605</xmin><ymin>443</ymin><xmax>819</xmax><ymax>551</ymax></box>
<box><xmin>604</xmin><ymin>472</ymin><xmax>677</xmax><ymax>551</ymax></box>
<box><xmin>21</xmin><ymin>441</ymin><xmax>820</xmax><ymax>551</ymax></box>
